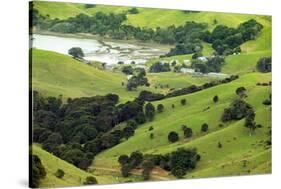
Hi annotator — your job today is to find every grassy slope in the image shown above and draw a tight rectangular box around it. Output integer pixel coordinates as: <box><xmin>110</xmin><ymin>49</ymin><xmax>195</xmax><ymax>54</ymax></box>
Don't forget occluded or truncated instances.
<box><xmin>32</xmin><ymin>144</ymin><xmax>116</xmax><ymax>187</ymax></box>
<box><xmin>34</xmin><ymin>1</ymin><xmax>265</xmax><ymax>30</ymax></box>
<box><xmin>94</xmin><ymin>72</ymin><xmax>271</xmax><ymax>179</ymax></box>
<box><xmin>31</xmin><ymin>49</ymin><xmax>155</xmax><ymax>102</ymax></box>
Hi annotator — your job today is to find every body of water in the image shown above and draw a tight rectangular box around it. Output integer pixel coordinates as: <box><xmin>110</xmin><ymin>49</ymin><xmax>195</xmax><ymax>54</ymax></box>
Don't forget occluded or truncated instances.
<box><xmin>31</xmin><ymin>34</ymin><xmax>169</xmax><ymax>65</ymax></box>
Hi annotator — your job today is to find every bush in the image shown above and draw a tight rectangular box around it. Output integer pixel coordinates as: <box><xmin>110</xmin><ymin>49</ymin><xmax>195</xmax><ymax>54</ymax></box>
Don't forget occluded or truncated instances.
<box><xmin>213</xmin><ymin>95</ymin><xmax>219</xmax><ymax>103</ymax></box>
<box><xmin>118</xmin><ymin>155</ymin><xmax>130</xmax><ymax>165</ymax></box>
<box><xmin>128</xmin><ymin>7</ymin><xmax>139</xmax><ymax>14</ymax></box>
<box><xmin>68</xmin><ymin>47</ymin><xmax>84</xmax><ymax>59</ymax></box>
<box><xmin>83</xmin><ymin>176</ymin><xmax>98</xmax><ymax>185</ymax></box>
<box><xmin>168</xmin><ymin>131</ymin><xmax>179</xmax><ymax>143</ymax></box>
<box><xmin>55</xmin><ymin>169</ymin><xmax>65</xmax><ymax>179</ymax></box>
<box><xmin>256</xmin><ymin>57</ymin><xmax>271</xmax><ymax>73</ymax></box>
<box><xmin>180</xmin><ymin>99</ymin><xmax>187</xmax><ymax>105</ymax></box>
<box><xmin>171</xmin><ymin>167</ymin><xmax>186</xmax><ymax>178</ymax></box>
<box><xmin>183</xmin><ymin>127</ymin><xmax>193</xmax><ymax>138</ymax></box>
<box><xmin>201</xmin><ymin>123</ymin><xmax>209</xmax><ymax>132</ymax></box>
<box><xmin>157</xmin><ymin>104</ymin><xmax>164</xmax><ymax>113</ymax></box>
<box><xmin>217</xmin><ymin>142</ymin><xmax>222</xmax><ymax>148</ymax></box>
<box><xmin>145</xmin><ymin>103</ymin><xmax>156</xmax><ymax>121</ymax></box>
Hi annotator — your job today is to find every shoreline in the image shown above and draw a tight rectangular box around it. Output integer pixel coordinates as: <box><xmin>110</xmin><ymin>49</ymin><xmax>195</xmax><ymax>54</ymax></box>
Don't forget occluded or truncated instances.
<box><xmin>32</xmin><ymin>30</ymin><xmax>173</xmax><ymax>51</ymax></box>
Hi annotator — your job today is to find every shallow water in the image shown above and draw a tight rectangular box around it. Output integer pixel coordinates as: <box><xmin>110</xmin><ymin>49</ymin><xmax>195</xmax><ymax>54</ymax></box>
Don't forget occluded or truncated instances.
<box><xmin>31</xmin><ymin>34</ymin><xmax>168</xmax><ymax>65</ymax></box>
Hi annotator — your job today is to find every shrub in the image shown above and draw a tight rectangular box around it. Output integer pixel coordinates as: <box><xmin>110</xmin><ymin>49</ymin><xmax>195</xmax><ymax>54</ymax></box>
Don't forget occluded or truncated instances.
<box><xmin>118</xmin><ymin>155</ymin><xmax>130</xmax><ymax>165</ymax></box>
<box><xmin>217</xmin><ymin>142</ymin><xmax>222</xmax><ymax>148</ymax></box>
<box><xmin>157</xmin><ymin>104</ymin><xmax>164</xmax><ymax>113</ymax></box>
<box><xmin>183</xmin><ymin>127</ymin><xmax>193</xmax><ymax>138</ymax></box>
<box><xmin>256</xmin><ymin>57</ymin><xmax>271</xmax><ymax>73</ymax></box>
<box><xmin>68</xmin><ymin>47</ymin><xmax>84</xmax><ymax>59</ymax></box>
<box><xmin>213</xmin><ymin>95</ymin><xmax>219</xmax><ymax>103</ymax></box>
<box><xmin>168</xmin><ymin>131</ymin><xmax>179</xmax><ymax>143</ymax></box>
<box><xmin>83</xmin><ymin>176</ymin><xmax>98</xmax><ymax>185</ymax></box>
<box><xmin>201</xmin><ymin>123</ymin><xmax>209</xmax><ymax>132</ymax></box>
<box><xmin>180</xmin><ymin>99</ymin><xmax>187</xmax><ymax>105</ymax></box>
<box><xmin>171</xmin><ymin>167</ymin><xmax>186</xmax><ymax>178</ymax></box>
<box><xmin>55</xmin><ymin>169</ymin><xmax>65</xmax><ymax>179</ymax></box>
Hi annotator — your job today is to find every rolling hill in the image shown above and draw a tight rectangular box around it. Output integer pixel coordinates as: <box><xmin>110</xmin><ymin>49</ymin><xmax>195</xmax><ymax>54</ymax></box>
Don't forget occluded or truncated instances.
<box><xmin>93</xmin><ymin>72</ymin><xmax>271</xmax><ymax>179</ymax></box>
<box><xmin>33</xmin><ymin>1</ymin><xmax>270</xmax><ymax>30</ymax></box>
<box><xmin>30</xmin><ymin>1</ymin><xmax>272</xmax><ymax>186</ymax></box>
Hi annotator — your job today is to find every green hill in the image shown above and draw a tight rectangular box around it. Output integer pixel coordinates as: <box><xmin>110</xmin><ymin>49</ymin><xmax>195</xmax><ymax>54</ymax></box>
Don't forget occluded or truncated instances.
<box><xmin>32</xmin><ymin>144</ymin><xmax>116</xmax><ymax>187</ymax></box>
<box><xmin>33</xmin><ymin>1</ymin><xmax>269</xmax><ymax>30</ymax></box>
<box><xmin>31</xmin><ymin>49</ymin><xmax>145</xmax><ymax>102</ymax></box>
<box><xmin>93</xmin><ymin>72</ymin><xmax>271</xmax><ymax>178</ymax></box>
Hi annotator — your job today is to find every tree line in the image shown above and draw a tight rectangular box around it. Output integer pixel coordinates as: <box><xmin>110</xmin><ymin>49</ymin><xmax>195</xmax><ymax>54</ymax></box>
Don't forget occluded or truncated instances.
<box><xmin>31</xmin><ymin>6</ymin><xmax>263</xmax><ymax>57</ymax></box>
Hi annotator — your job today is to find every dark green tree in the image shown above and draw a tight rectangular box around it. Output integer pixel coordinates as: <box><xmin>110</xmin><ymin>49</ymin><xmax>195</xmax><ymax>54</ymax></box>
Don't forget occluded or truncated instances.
<box><xmin>168</xmin><ymin>131</ymin><xmax>179</xmax><ymax>143</ymax></box>
<box><xmin>68</xmin><ymin>47</ymin><xmax>84</xmax><ymax>59</ymax></box>
<box><xmin>145</xmin><ymin>103</ymin><xmax>156</xmax><ymax>121</ymax></box>
<box><xmin>55</xmin><ymin>169</ymin><xmax>65</xmax><ymax>179</ymax></box>
<box><xmin>201</xmin><ymin>123</ymin><xmax>209</xmax><ymax>132</ymax></box>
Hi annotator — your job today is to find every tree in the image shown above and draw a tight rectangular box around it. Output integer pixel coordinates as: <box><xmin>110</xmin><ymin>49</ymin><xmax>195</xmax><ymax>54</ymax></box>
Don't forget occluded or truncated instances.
<box><xmin>118</xmin><ymin>155</ymin><xmax>130</xmax><ymax>165</ymax></box>
<box><xmin>157</xmin><ymin>104</ymin><xmax>164</xmax><ymax>113</ymax></box>
<box><xmin>244</xmin><ymin>109</ymin><xmax>257</xmax><ymax>136</ymax></box>
<box><xmin>169</xmin><ymin>148</ymin><xmax>199</xmax><ymax>177</ymax></box>
<box><xmin>55</xmin><ymin>169</ymin><xmax>65</xmax><ymax>179</ymax></box>
<box><xmin>121</xmin><ymin>163</ymin><xmax>131</xmax><ymax>177</ymax></box>
<box><xmin>171</xmin><ymin>167</ymin><xmax>186</xmax><ymax>178</ymax></box>
<box><xmin>236</xmin><ymin>87</ymin><xmax>247</xmax><ymax>97</ymax></box>
<box><xmin>217</xmin><ymin>142</ymin><xmax>222</xmax><ymax>148</ymax></box>
<box><xmin>201</xmin><ymin>123</ymin><xmax>209</xmax><ymax>132</ymax></box>
<box><xmin>31</xmin><ymin>155</ymin><xmax>46</xmax><ymax>188</ymax></box>
<box><xmin>130</xmin><ymin>151</ymin><xmax>143</xmax><ymax>167</ymax></box>
<box><xmin>83</xmin><ymin>176</ymin><xmax>98</xmax><ymax>185</ymax></box>
<box><xmin>128</xmin><ymin>7</ymin><xmax>139</xmax><ymax>14</ymax></box>
<box><xmin>168</xmin><ymin>131</ymin><xmax>179</xmax><ymax>143</ymax></box>
<box><xmin>145</xmin><ymin>103</ymin><xmax>156</xmax><ymax>121</ymax></box>
<box><xmin>256</xmin><ymin>57</ymin><xmax>271</xmax><ymax>73</ymax></box>
<box><xmin>123</xmin><ymin>126</ymin><xmax>135</xmax><ymax>139</ymax></box>
<box><xmin>183</xmin><ymin>127</ymin><xmax>193</xmax><ymax>138</ymax></box>
<box><xmin>68</xmin><ymin>47</ymin><xmax>84</xmax><ymax>59</ymax></box>
<box><xmin>180</xmin><ymin>99</ymin><xmax>187</xmax><ymax>105</ymax></box>
<box><xmin>221</xmin><ymin>99</ymin><xmax>252</xmax><ymax>122</ymax></box>
<box><xmin>213</xmin><ymin>95</ymin><xmax>219</xmax><ymax>103</ymax></box>
<box><xmin>122</xmin><ymin>66</ymin><xmax>134</xmax><ymax>75</ymax></box>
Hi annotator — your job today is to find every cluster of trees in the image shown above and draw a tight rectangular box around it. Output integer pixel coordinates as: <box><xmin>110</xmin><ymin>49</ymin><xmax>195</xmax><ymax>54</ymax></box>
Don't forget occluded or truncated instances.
<box><xmin>166</xmin><ymin>75</ymin><xmax>239</xmax><ymax>98</ymax></box>
<box><xmin>201</xmin><ymin>19</ymin><xmax>263</xmax><ymax>55</ymax></box>
<box><xmin>126</xmin><ymin>68</ymin><xmax>150</xmax><ymax>91</ymax></box>
<box><xmin>191</xmin><ymin>56</ymin><xmax>225</xmax><ymax>73</ymax></box>
<box><xmin>30</xmin><ymin>155</ymin><xmax>46</xmax><ymax>188</ymax></box>
<box><xmin>118</xmin><ymin>148</ymin><xmax>200</xmax><ymax>179</ymax></box>
<box><xmin>221</xmin><ymin>98</ymin><xmax>253</xmax><ymax>122</ymax></box>
<box><xmin>149</xmin><ymin>62</ymin><xmax>171</xmax><ymax>73</ymax></box>
<box><xmin>256</xmin><ymin>57</ymin><xmax>272</xmax><ymax>73</ymax></box>
<box><xmin>136</xmin><ymin>75</ymin><xmax>239</xmax><ymax>102</ymax></box>
<box><xmin>32</xmin><ymin>91</ymin><xmax>155</xmax><ymax>170</ymax></box>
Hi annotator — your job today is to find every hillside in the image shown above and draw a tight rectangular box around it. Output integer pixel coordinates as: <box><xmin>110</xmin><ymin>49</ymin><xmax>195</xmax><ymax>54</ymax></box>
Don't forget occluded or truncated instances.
<box><xmin>33</xmin><ymin>1</ymin><xmax>269</xmax><ymax>30</ymax></box>
<box><xmin>32</xmin><ymin>144</ymin><xmax>118</xmax><ymax>187</ymax></box>
<box><xmin>93</xmin><ymin>72</ymin><xmax>271</xmax><ymax>178</ymax></box>
<box><xmin>31</xmin><ymin>49</ymin><xmax>148</xmax><ymax>102</ymax></box>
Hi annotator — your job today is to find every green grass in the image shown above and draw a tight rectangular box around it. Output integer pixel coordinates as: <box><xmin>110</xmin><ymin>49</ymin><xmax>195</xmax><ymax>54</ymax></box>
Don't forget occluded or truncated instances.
<box><xmin>32</xmin><ymin>144</ymin><xmax>117</xmax><ymax>187</ymax></box>
<box><xmin>93</xmin><ymin>72</ymin><xmax>271</xmax><ymax>178</ymax></box>
<box><xmin>34</xmin><ymin>1</ymin><xmax>270</xmax><ymax>31</ymax></box>
<box><xmin>31</xmin><ymin>49</ymin><xmax>157</xmax><ymax>102</ymax></box>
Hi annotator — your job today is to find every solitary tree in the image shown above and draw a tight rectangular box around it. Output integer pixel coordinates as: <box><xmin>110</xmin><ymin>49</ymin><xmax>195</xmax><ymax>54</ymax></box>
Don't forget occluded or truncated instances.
<box><xmin>55</xmin><ymin>169</ymin><xmax>65</xmax><ymax>179</ymax></box>
<box><xmin>168</xmin><ymin>131</ymin><xmax>179</xmax><ymax>143</ymax></box>
<box><xmin>201</xmin><ymin>123</ymin><xmax>209</xmax><ymax>132</ymax></box>
<box><xmin>213</xmin><ymin>95</ymin><xmax>219</xmax><ymax>103</ymax></box>
<box><xmin>145</xmin><ymin>103</ymin><xmax>156</xmax><ymax>121</ymax></box>
<box><xmin>83</xmin><ymin>176</ymin><xmax>98</xmax><ymax>185</ymax></box>
<box><xmin>157</xmin><ymin>104</ymin><xmax>164</xmax><ymax>113</ymax></box>
<box><xmin>236</xmin><ymin>87</ymin><xmax>247</xmax><ymax>98</ymax></box>
<box><xmin>183</xmin><ymin>127</ymin><xmax>193</xmax><ymax>138</ymax></box>
<box><xmin>68</xmin><ymin>47</ymin><xmax>84</xmax><ymax>59</ymax></box>
<box><xmin>180</xmin><ymin>99</ymin><xmax>187</xmax><ymax>106</ymax></box>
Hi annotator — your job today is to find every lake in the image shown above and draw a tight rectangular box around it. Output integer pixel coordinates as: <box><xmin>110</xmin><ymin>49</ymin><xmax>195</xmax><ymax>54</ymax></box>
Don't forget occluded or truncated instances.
<box><xmin>31</xmin><ymin>34</ymin><xmax>169</xmax><ymax>65</ymax></box>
